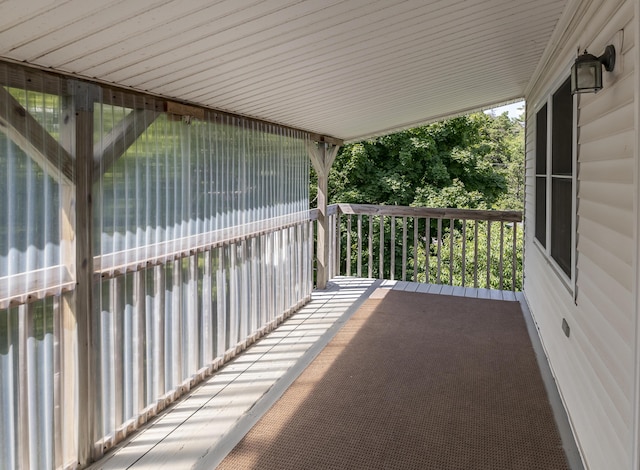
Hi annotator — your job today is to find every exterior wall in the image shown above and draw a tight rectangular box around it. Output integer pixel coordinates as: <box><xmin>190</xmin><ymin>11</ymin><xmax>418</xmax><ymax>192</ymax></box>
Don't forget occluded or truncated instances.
<box><xmin>524</xmin><ymin>0</ymin><xmax>637</xmax><ymax>468</ymax></box>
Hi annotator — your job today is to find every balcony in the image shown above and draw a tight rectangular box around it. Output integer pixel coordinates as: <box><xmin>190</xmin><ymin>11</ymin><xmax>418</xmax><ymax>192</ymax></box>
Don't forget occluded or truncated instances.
<box><xmin>0</xmin><ymin>62</ymin><xmax>581</xmax><ymax>469</ymax></box>
<box><xmin>84</xmin><ymin>205</ymin><xmax>580</xmax><ymax>469</ymax></box>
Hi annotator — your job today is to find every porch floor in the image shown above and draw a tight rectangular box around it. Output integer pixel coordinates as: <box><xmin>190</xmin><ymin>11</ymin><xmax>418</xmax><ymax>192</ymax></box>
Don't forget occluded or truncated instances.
<box><xmin>90</xmin><ymin>278</ymin><xmax>580</xmax><ymax>470</ymax></box>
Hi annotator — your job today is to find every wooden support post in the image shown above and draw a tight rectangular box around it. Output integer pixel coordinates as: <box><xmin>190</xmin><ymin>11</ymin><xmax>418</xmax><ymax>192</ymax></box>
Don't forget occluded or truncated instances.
<box><xmin>307</xmin><ymin>140</ymin><xmax>340</xmax><ymax>289</ymax></box>
<box><xmin>61</xmin><ymin>80</ymin><xmax>99</xmax><ymax>465</ymax></box>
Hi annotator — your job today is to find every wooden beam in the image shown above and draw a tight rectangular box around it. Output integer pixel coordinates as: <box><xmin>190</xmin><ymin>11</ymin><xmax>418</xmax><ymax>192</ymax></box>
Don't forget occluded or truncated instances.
<box><xmin>165</xmin><ymin>101</ymin><xmax>205</xmax><ymax>120</ymax></box>
<box><xmin>0</xmin><ymin>60</ymin><xmax>338</xmax><ymax>145</ymax></box>
<box><xmin>307</xmin><ymin>141</ymin><xmax>340</xmax><ymax>178</ymax></box>
<box><xmin>308</xmin><ymin>133</ymin><xmax>344</xmax><ymax>147</ymax></box>
<box><xmin>326</xmin><ymin>143</ymin><xmax>340</xmax><ymax>169</ymax></box>
<box><xmin>0</xmin><ymin>85</ymin><xmax>74</xmax><ymax>185</ymax></box>
<box><xmin>94</xmin><ymin>108</ymin><xmax>158</xmax><ymax>178</ymax></box>
<box><xmin>307</xmin><ymin>141</ymin><xmax>324</xmax><ymax>177</ymax></box>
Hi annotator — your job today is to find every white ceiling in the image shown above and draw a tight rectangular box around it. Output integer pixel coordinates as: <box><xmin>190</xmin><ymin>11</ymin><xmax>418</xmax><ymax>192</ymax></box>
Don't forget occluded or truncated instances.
<box><xmin>0</xmin><ymin>0</ymin><xmax>568</xmax><ymax>142</ymax></box>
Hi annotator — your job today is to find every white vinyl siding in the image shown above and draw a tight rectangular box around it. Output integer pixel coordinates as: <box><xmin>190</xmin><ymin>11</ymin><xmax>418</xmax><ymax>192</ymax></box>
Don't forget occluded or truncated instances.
<box><xmin>524</xmin><ymin>1</ymin><xmax>636</xmax><ymax>468</ymax></box>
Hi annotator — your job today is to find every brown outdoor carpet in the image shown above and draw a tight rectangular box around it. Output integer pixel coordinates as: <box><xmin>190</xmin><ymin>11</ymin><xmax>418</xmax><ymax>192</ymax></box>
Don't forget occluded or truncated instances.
<box><xmin>217</xmin><ymin>289</ymin><xmax>569</xmax><ymax>470</ymax></box>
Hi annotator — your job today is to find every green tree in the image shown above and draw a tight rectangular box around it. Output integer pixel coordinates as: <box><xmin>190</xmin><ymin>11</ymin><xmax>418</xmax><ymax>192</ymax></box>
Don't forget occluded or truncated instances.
<box><xmin>326</xmin><ymin>112</ymin><xmax>523</xmax><ymax>210</ymax></box>
<box><xmin>319</xmin><ymin>110</ymin><xmax>525</xmax><ymax>290</ymax></box>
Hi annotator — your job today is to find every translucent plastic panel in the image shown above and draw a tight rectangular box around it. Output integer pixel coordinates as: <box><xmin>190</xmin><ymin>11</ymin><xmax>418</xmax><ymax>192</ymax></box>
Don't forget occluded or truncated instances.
<box><xmin>0</xmin><ymin>307</ymin><xmax>18</xmax><ymax>470</ymax></box>
<box><xmin>0</xmin><ymin>299</ymin><xmax>55</xmax><ymax>470</ymax></box>
<box><xmin>93</xmin><ymin>103</ymin><xmax>309</xmax><ymax>271</ymax></box>
<box><xmin>0</xmin><ymin>132</ymin><xmax>62</xmax><ymax>277</ymax></box>
<box><xmin>0</xmin><ymin>65</ymin><xmax>71</xmax><ymax>303</ymax></box>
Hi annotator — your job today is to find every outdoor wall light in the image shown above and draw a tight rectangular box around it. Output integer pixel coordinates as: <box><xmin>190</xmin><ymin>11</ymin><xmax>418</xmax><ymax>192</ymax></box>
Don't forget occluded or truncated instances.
<box><xmin>570</xmin><ymin>45</ymin><xmax>616</xmax><ymax>94</ymax></box>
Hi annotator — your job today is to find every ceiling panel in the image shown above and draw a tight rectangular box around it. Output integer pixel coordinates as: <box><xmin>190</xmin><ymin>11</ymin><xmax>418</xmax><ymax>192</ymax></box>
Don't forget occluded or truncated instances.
<box><xmin>0</xmin><ymin>0</ymin><xmax>568</xmax><ymax>141</ymax></box>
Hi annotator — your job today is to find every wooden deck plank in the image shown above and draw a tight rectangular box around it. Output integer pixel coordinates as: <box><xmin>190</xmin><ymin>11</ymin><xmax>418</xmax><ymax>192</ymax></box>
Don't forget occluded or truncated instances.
<box><xmin>451</xmin><ymin>285</ymin><xmax>466</xmax><ymax>297</ymax></box>
<box><xmin>416</xmin><ymin>283</ymin><xmax>431</xmax><ymax>293</ymax></box>
<box><xmin>427</xmin><ymin>284</ymin><xmax>443</xmax><ymax>295</ymax></box>
<box><xmin>502</xmin><ymin>290</ymin><xmax>517</xmax><ymax>302</ymax></box>
<box><xmin>463</xmin><ymin>287</ymin><xmax>478</xmax><ymax>298</ymax></box>
<box><xmin>490</xmin><ymin>289</ymin><xmax>503</xmax><ymax>301</ymax></box>
<box><xmin>440</xmin><ymin>284</ymin><xmax>455</xmax><ymax>295</ymax></box>
<box><xmin>477</xmin><ymin>288</ymin><xmax>492</xmax><ymax>299</ymax></box>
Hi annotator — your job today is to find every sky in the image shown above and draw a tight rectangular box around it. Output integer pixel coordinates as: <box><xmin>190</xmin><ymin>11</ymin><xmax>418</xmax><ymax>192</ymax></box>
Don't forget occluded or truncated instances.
<box><xmin>485</xmin><ymin>100</ymin><xmax>525</xmax><ymax>119</ymax></box>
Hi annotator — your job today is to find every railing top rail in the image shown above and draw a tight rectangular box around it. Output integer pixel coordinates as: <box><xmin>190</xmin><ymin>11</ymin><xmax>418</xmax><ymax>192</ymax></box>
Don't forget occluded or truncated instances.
<box><xmin>309</xmin><ymin>205</ymin><xmax>339</xmax><ymax>222</ymax></box>
<box><xmin>332</xmin><ymin>203</ymin><xmax>522</xmax><ymax>223</ymax></box>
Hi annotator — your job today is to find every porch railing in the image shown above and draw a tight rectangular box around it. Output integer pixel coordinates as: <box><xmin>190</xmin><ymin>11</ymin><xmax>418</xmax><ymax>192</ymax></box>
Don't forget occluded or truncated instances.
<box><xmin>0</xmin><ymin>218</ymin><xmax>314</xmax><ymax>469</ymax></box>
<box><xmin>311</xmin><ymin>204</ymin><xmax>523</xmax><ymax>292</ymax></box>
<box><xmin>2</xmin><ymin>202</ymin><xmax>522</xmax><ymax>469</ymax></box>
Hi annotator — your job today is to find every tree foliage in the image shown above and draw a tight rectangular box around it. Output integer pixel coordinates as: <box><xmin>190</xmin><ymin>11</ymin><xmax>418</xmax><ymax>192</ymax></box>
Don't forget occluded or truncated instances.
<box><xmin>315</xmin><ymin>109</ymin><xmax>526</xmax><ymax>290</ymax></box>
<box><xmin>314</xmin><ymin>111</ymin><xmax>524</xmax><ymax>211</ymax></box>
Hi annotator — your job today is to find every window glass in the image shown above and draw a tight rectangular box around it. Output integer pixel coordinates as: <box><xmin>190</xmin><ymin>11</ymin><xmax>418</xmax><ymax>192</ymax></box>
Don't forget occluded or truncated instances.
<box><xmin>535</xmin><ymin>177</ymin><xmax>546</xmax><ymax>247</ymax></box>
<box><xmin>551</xmin><ymin>178</ymin><xmax>572</xmax><ymax>276</ymax></box>
<box><xmin>552</xmin><ymin>79</ymin><xmax>573</xmax><ymax>176</ymax></box>
<box><xmin>536</xmin><ymin>77</ymin><xmax>573</xmax><ymax>279</ymax></box>
<box><xmin>535</xmin><ymin>104</ymin><xmax>547</xmax><ymax>174</ymax></box>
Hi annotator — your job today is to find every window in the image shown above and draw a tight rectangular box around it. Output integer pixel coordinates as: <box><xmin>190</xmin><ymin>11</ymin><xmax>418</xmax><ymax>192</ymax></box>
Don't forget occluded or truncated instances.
<box><xmin>534</xmin><ymin>77</ymin><xmax>574</xmax><ymax>278</ymax></box>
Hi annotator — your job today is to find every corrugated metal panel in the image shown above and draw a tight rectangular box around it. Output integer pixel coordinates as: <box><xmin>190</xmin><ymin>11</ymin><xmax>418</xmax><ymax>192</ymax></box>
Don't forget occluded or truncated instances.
<box><xmin>0</xmin><ymin>0</ymin><xmax>568</xmax><ymax>141</ymax></box>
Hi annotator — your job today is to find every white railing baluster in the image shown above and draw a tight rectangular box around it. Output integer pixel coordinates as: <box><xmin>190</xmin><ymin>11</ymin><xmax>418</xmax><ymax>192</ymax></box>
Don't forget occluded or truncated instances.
<box><xmin>413</xmin><ymin>217</ymin><xmax>418</xmax><ymax>282</ymax></box>
<box><xmin>241</xmin><ymin>240</ymin><xmax>250</xmax><ymax>342</ymax></box>
<box><xmin>512</xmin><ymin>223</ymin><xmax>518</xmax><ymax>291</ymax></box>
<box><xmin>436</xmin><ymin>218</ymin><xmax>442</xmax><ymax>284</ymax></box>
<box><xmin>215</xmin><ymin>247</ymin><xmax>225</xmax><ymax>359</ymax></box>
<box><xmin>201</xmin><ymin>252</ymin><xmax>212</xmax><ymax>368</ymax></box>
<box><xmin>448</xmin><ymin>219</ymin><xmax>454</xmax><ymax>285</ymax></box>
<box><xmin>346</xmin><ymin>215</ymin><xmax>352</xmax><ymax>277</ymax></box>
<box><xmin>499</xmin><ymin>222</ymin><xmax>505</xmax><ymax>291</ymax></box>
<box><xmin>368</xmin><ymin>216</ymin><xmax>373</xmax><ymax>278</ymax></box>
<box><xmin>172</xmin><ymin>260</ymin><xmax>182</xmax><ymax>385</ymax></box>
<box><xmin>154</xmin><ymin>265</ymin><xmax>166</xmax><ymax>396</ymax></box>
<box><xmin>379</xmin><ymin>215</ymin><xmax>385</xmax><ymax>279</ymax></box>
<box><xmin>357</xmin><ymin>215</ymin><xmax>362</xmax><ymax>277</ymax></box>
<box><xmin>133</xmin><ymin>270</ymin><xmax>146</xmax><ymax>414</ymax></box>
<box><xmin>53</xmin><ymin>298</ymin><xmax>63</xmax><ymax>469</ymax></box>
<box><xmin>486</xmin><ymin>221</ymin><xmax>491</xmax><ymax>289</ymax></box>
<box><xmin>335</xmin><ymin>212</ymin><xmax>341</xmax><ymax>278</ymax></box>
<box><xmin>18</xmin><ymin>303</ymin><xmax>31</xmax><ymax>469</ymax></box>
<box><xmin>112</xmin><ymin>276</ymin><xmax>124</xmax><ymax>427</ymax></box>
<box><xmin>402</xmin><ymin>216</ymin><xmax>408</xmax><ymax>281</ymax></box>
<box><xmin>425</xmin><ymin>217</ymin><xmax>430</xmax><ymax>283</ymax></box>
<box><xmin>474</xmin><ymin>221</ymin><xmax>479</xmax><ymax>288</ymax></box>
<box><xmin>390</xmin><ymin>216</ymin><xmax>395</xmax><ymax>280</ymax></box>
<box><xmin>461</xmin><ymin>220</ymin><xmax>467</xmax><ymax>287</ymax></box>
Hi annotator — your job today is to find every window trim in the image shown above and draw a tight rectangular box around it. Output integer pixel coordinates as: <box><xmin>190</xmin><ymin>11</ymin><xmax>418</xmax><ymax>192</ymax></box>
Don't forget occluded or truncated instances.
<box><xmin>532</xmin><ymin>73</ymin><xmax>577</xmax><ymax>296</ymax></box>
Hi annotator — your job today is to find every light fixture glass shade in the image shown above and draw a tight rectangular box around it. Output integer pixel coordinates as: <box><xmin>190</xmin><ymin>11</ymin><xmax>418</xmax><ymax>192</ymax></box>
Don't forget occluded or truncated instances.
<box><xmin>571</xmin><ymin>51</ymin><xmax>602</xmax><ymax>94</ymax></box>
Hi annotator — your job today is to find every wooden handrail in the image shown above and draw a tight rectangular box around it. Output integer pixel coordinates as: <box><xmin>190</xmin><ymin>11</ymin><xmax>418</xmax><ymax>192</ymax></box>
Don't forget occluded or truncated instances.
<box><xmin>335</xmin><ymin>203</ymin><xmax>522</xmax><ymax>222</ymax></box>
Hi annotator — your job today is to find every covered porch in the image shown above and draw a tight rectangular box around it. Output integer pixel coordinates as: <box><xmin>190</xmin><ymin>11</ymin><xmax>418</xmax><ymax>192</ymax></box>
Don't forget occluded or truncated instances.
<box><xmin>2</xmin><ymin>1</ymin><xmax>639</xmax><ymax>469</ymax></box>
